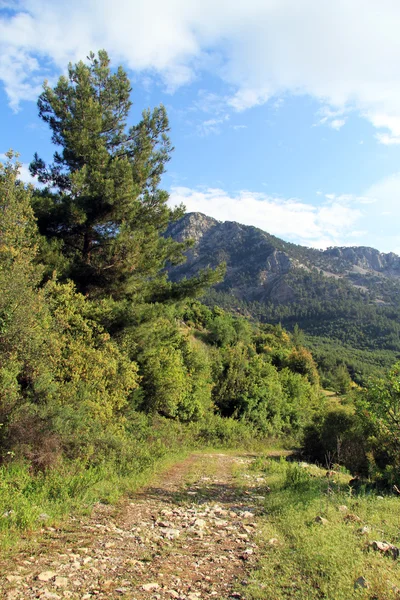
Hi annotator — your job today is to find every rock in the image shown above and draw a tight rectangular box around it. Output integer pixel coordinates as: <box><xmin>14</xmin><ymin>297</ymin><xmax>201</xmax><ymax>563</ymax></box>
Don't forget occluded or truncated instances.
<box><xmin>192</xmin><ymin>519</ymin><xmax>206</xmax><ymax>529</ymax></box>
<box><xmin>239</xmin><ymin>549</ymin><xmax>254</xmax><ymax>560</ymax></box>
<box><xmin>344</xmin><ymin>513</ymin><xmax>362</xmax><ymax>523</ymax></box>
<box><xmin>315</xmin><ymin>516</ymin><xmax>329</xmax><ymax>525</ymax></box>
<box><xmin>54</xmin><ymin>577</ymin><xmax>69</xmax><ymax>588</ymax></box>
<box><xmin>142</xmin><ymin>583</ymin><xmax>160</xmax><ymax>592</ymax></box>
<box><xmin>187</xmin><ymin>594</ymin><xmax>201</xmax><ymax>600</ymax></box>
<box><xmin>240</xmin><ymin>511</ymin><xmax>254</xmax><ymax>519</ymax></box>
<box><xmin>41</xmin><ymin>592</ymin><xmax>61</xmax><ymax>600</ymax></box>
<box><xmin>358</xmin><ymin>526</ymin><xmax>371</xmax><ymax>535</ymax></box>
<box><xmin>39</xmin><ymin>513</ymin><xmax>51</xmax><ymax>521</ymax></box>
<box><xmin>161</xmin><ymin>528</ymin><xmax>180</xmax><ymax>540</ymax></box>
<box><xmin>354</xmin><ymin>576</ymin><xmax>369</xmax><ymax>590</ymax></box>
<box><xmin>268</xmin><ymin>538</ymin><xmax>279</xmax><ymax>546</ymax></box>
<box><xmin>370</xmin><ymin>540</ymin><xmax>399</xmax><ymax>559</ymax></box>
<box><xmin>6</xmin><ymin>575</ymin><xmax>22</xmax><ymax>583</ymax></box>
<box><xmin>166</xmin><ymin>591</ymin><xmax>180</xmax><ymax>599</ymax></box>
<box><xmin>338</xmin><ymin>505</ymin><xmax>348</xmax><ymax>513</ymax></box>
<box><xmin>377</xmin><ymin>496</ymin><xmax>384</xmax><ymax>500</ymax></box>
<box><xmin>37</xmin><ymin>571</ymin><xmax>57</xmax><ymax>582</ymax></box>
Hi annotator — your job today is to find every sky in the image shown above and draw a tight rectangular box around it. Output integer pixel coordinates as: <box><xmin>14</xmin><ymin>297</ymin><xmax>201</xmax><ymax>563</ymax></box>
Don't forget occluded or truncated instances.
<box><xmin>2</xmin><ymin>1</ymin><xmax>400</xmax><ymax>253</ymax></box>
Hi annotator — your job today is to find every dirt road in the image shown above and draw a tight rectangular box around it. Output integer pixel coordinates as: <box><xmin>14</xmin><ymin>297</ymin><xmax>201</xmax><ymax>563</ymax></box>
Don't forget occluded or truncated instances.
<box><xmin>1</xmin><ymin>453</ymin><xmax>270</xmax><ymax>600</ymax></box>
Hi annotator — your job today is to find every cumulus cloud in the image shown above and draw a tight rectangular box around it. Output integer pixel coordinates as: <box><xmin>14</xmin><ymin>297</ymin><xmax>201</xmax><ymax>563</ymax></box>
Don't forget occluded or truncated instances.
<box><xmin>2</xmin><ymin>0</ymin><xmax>400</xmax><ymax>139</ymax></box>
<box><xmin>168</xmin><ymin>171</ymin><xmax>400</xmax><ymax>253</ymax></box>
<box><xmin>168</xmin><ymin>186</ymin><xmax>363</xmax><ymax>249</ymax></box>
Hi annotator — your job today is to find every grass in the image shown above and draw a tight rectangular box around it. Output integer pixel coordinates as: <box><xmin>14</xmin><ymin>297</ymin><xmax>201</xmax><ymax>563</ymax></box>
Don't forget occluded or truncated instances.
<box><xmin>0</xmin><ymin>449</ymin><xmax>190</xmax><ymax>553</ymax></box>
<box><xmin>240</xmin><ymin>456</ymin><xmax>400</xmax><ymax>600</ymax></box>
<box><xmin>0</xmin><ymin>413</ymin><xmax>270</xmax><ymax>552</ymax></box>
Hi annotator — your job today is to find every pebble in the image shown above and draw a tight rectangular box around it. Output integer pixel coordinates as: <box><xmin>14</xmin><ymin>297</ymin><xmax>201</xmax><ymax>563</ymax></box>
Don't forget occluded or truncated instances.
<box><xmin>354</xmin><ymin>576</ymin><xmax>369</xmax><ymax>590</ymax></box>
<box><xmin>142</xmin><ymin>583</ymin><xmax>160</xmax><ymax>592</ymax></box>
<box><xmin>6</xmin><ymin>576</ymin><xmax>22</xmax><ymax>583</ymax></box>
<box><xmin>54</xmin><ymin>577</ymin><xmax>69</xmax><ymax>588</ymax></box>
<box><xmin>37</xmin><ymin>571</ymin><xmax>57</xmax><ymax>582</ymax></box>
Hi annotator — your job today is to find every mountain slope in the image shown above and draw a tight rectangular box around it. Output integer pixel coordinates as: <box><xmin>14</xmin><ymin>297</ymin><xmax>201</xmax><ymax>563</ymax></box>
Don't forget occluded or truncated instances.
<box><xmin>167</xmin><ymin>213</ymin><xmax>400</xmax><ymax>379</ymax></box>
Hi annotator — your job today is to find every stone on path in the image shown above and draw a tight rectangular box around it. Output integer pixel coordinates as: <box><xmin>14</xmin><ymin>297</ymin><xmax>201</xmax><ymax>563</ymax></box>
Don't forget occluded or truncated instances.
<box><xmin>37</xmin><ymin>570</ymin><xmax>57</xmax><ymax>582</ymax></box>
<box><xmin>142</xmin><ymin>582</ymin><xmax>160</xmax><ymax>592</ymax></box>
<box><xmin>54</xmin><ymin>576</ymin><xmax>69</xmax><ymax>588</ymax></box>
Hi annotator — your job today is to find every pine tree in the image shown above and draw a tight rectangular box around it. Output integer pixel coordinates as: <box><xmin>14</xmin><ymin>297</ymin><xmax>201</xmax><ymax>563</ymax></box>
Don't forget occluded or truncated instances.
<box><xmin>30</xmin><ymin>50</ymin><xmax>190</xmax><ymax>300</ymax></box>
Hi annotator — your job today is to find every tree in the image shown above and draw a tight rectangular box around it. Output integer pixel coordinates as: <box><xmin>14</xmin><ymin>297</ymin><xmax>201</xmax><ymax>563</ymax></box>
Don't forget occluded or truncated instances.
<box><xmin>358</xmin><ymin>362</ymin><xmax>400</xmax><ymax>482</ymax></box>
<box><xmin>30</xmin><ymin>50</ymin><xmax>189</xmax><ymax>300</ymax></box>
<box><xmin>0</xmin><ymin>153</ymin><xmax>53</xmax><ymax>458</ymax></box>
<box><xmin>292</xmin><ymin>323</ymin><xmax>305</xmax><ymax>348</ymax></box>
<box><xmin>0</xmin><ymin>154</ymin><xmax>46</xmax><ymax>409</ymax></box>
<box><xmin>333</xmin><ymin>363</ymin><xmax>352</xmax><ymax>395</ymax></box>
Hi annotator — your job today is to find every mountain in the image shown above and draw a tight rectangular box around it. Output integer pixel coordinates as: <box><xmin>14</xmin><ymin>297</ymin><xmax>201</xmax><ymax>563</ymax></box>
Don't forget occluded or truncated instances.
<box><xmin>167</xmin><ymin>212</ymin><xmax>400</xmax><ymax>382</ymax></box>
<box><xmin>167</xmin><ymin>212</ymin><xmax>400</xmax><ymax>305</ymax></box>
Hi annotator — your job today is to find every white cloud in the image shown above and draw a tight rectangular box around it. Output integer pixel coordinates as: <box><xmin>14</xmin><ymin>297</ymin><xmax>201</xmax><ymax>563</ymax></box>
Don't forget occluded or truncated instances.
<box><xmin>168</xmin><ymin>186</ymin><xmax>362</xmax><ymax>249</ymax></box>
<box><xmin>1</xmin><ymin>0</ymin><xmax>400</xmax><ymax>139</ymax></box>
<box><xmin>197</xmin><ymin>114</ymin><xmax>229</xmax><ymax>136</ymax></box>
<box><xmin>330</xmin><ymin>119</ymin><xmax>346</xmax><ymax>130</ymax></box>
<box><xmin>168</xmin><ymin>172</ymin><xmax>400</xmax><ymax>252</ymax></box>
<box><xmin>375</xmin><ymin>133</ymin><xmax>400</xmax><ymax>145</ymax></box>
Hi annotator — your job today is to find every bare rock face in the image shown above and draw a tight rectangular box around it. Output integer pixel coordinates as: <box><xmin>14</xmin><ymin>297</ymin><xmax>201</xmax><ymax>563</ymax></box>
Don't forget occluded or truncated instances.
<box><xmin>167</xmin><ymin>212</ymin><xmax>218</xmax><ymax>244</ymax></box>
<box><xmin>324</xmin><ymin>246</ymin><xmax>400</xmax><ymax>274</ymax></box>
<box><xmin>166</xmin><ymin>212</ymin><xmax>400</xmax><ymax>311</ymax></box>
<box><xmin>166</xmin><ymin>213</ymin><xmax>295</xmax><ymax>304</ymax></box>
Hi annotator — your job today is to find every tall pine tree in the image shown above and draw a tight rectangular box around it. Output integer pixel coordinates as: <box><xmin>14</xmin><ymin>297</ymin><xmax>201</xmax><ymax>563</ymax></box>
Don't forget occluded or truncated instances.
<box><xmin>30</xmin><ymin>50</ymin><xmax>192</xmax><ymax>300</ymax></box>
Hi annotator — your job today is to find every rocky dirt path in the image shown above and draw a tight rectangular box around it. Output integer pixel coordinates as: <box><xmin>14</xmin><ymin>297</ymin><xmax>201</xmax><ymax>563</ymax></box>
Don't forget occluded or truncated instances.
<box><xmin>1</xmin><ymin>453</ymin><xmax>271</xmax><ymax>600</ymax></box>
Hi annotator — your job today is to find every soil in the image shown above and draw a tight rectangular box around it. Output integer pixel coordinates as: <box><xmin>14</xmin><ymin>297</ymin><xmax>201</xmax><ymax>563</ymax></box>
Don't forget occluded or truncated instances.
<box><xmin>0</xmin><ymin>452</ymin><xmax>271</xmax><ymax>600</ymax></box>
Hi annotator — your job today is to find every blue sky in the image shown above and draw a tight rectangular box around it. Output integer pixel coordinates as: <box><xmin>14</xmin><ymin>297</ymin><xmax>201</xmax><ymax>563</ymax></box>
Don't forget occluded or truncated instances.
<box><xmin>2</xmin><ymin>0</ymin><xmax>400</xmax><ymax>253</ymax></box>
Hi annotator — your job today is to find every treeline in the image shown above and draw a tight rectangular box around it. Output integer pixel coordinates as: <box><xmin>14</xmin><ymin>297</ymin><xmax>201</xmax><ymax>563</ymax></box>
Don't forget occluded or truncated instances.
<box><xmin>205</xmin><ymin>289</ymin><xmax>400</xmax><ymax>385</ymax></box>
<box><xmin>0</xmin><ymin>51</ymin><xmax>321</xmax><ymax>478</ymax></box>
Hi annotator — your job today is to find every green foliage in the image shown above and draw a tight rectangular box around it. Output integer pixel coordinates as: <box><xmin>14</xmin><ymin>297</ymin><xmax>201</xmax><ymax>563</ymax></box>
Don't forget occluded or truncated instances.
<box><xmin>30</xmin><ymin>50</ymin><xmax>190</xmax><ymax>300</ymax></box>
<box><xmin>0</xmin><ymin>52</ymin><xmax>333</xmax><ymax>543</ymax></box>
<box><xmin>357</xmin><ymin>362</ymin><xmax>400</xmax><ymax>484</ymax></box>
<box><xmin>302</xmin><ymin>403</ymin><xmax>369</xmax><ymax>474</ymax></box>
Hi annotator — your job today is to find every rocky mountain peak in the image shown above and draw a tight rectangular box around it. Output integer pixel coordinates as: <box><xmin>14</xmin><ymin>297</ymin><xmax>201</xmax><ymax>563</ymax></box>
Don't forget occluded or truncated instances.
<box><xmin>167</xmin><ymin>212</ymin><xmax>218</xmax><ymax>243</ymax></box>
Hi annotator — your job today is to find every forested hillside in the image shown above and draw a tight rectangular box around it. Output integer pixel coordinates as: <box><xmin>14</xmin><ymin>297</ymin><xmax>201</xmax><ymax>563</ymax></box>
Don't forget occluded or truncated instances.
<box><xmin>167</xmin><ymin>212</ymin><xmax>400</xmax><ymax>383</ymax></box>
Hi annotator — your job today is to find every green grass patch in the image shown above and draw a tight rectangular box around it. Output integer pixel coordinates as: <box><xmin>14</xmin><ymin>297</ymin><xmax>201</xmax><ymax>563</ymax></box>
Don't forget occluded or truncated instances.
<box><xmin>244</xmin><ymin>456</ymin><xmax>400</xmax><ymax>600</ymax></box>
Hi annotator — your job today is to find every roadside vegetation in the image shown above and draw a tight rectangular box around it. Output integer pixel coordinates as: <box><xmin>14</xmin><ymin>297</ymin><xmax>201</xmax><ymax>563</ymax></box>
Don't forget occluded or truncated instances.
<box><xmin>242</xmin><ymin>455</ymin><xmax>400</xmax><ymax>600</ymax></box>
